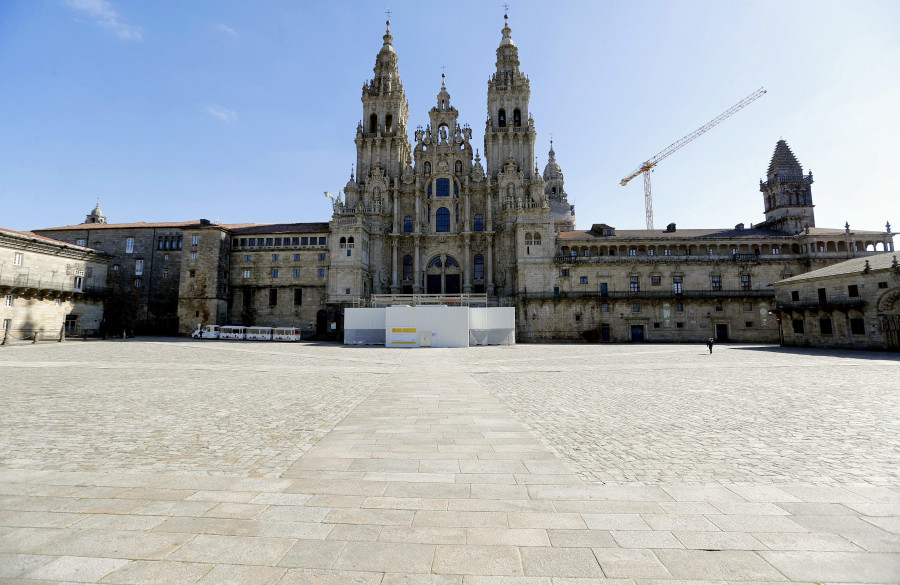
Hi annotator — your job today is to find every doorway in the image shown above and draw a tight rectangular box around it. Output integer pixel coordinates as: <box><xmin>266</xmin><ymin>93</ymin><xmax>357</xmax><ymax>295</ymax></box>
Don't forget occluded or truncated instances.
<box><xmin>445</xmin><ymin>274</ymin><xmax>461</xmax><ymax>294</ymax></box>
<box><xmin>426</xmin><ymin>275</ymin><xmax>442</xmax><ymax>294</ymax></box>
<box><xmin>630</xmin><ymin>325</ymin><xmax>645</xmax><ymax>342</ymax></box>
<box><xmin>715</xmin><ymin>323</ymin><xmax>729</xmax><ymax>342</ymax></box>
<box><xmin>316</xmin><ymin>310</ymin><xmax>327</xmax><ymax>336</ymax></box>
<box><xmin>600</xmin><ymin>324</ymin><xmax>611</xmax><ymax>342</ymax></box>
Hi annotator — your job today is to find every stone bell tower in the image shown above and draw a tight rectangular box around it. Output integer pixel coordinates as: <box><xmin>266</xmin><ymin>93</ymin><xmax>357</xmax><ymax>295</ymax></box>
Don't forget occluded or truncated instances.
<box><xmin>484</xmin><ymin>13</ymin><xmax>536</xmax><ymax>181</ymax></box>
<box><xmin>759</xmin><ymin>139</ymin><xmax>815</xmax><ymax>233</ymax></box>
<box><xmin>353</xmin><ymin>18</ymin><xmax>412</xmax><ymax>189</ymax></box>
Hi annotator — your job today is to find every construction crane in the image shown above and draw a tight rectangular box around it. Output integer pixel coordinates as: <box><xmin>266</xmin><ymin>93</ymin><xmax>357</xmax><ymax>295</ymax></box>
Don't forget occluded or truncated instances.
<box><xmin>621</xmin><ymin>87</ymin><xmax>766</xmax><ymax>230</ymax></box>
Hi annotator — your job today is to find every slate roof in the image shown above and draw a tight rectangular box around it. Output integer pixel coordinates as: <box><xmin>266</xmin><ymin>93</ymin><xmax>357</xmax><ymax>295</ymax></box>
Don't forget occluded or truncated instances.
<box><xmin>0</xmin><ymin>227</ymin><xmax>105</xmax><ymax>253</ymax></box>
<box><xmin>776</xmin><ymin>252</ymin><xmax>899</xmax><ymax>284</ymax></box>
<box><xmin>224</xmin><ymin>223</ymin><xmax>330</xmax><ymax>235</ymax></box>
<box><xmin>558</xmin><ymin>227</ymin><xmax>787</xmax><ymax>240</ymax></box>
<box><xmin>34</xmin><ymin>220</ymin><xmax>209</xmax><ymax>231</ymax></box>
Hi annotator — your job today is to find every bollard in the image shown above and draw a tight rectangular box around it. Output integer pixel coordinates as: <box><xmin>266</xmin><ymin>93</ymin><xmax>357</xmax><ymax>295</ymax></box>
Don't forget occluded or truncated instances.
<box><xmin>122</xmin><ymin>329</ymin><xmax>127</xmax><ymax>340</ymax></box>
<box><xmin>82</xmin><ymin>330</ymin><xmax>87</xmax><ymax>341</ymax></box>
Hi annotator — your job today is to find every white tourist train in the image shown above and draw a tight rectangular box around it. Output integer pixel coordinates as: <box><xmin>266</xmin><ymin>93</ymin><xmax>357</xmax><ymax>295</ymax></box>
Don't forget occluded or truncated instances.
<box><xmin>191</xmin><ymin>324</ymin><xmax>303</xmax><ymax>341</ymax></box>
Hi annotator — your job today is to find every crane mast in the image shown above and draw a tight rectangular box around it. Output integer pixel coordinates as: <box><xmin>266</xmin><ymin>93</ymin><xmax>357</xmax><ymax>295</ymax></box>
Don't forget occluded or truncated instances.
<box><xmin>621</xmin><ymin>87</ymin><xmax>766</xmax><ymax>230</ymax></box>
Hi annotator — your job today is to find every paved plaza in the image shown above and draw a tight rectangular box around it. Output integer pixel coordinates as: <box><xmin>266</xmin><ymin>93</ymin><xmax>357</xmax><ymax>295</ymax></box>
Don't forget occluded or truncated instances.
<box><xmin>0</xmin><ymin>340</ymin><xmax>898</xmax><ymax>584</ymax></box>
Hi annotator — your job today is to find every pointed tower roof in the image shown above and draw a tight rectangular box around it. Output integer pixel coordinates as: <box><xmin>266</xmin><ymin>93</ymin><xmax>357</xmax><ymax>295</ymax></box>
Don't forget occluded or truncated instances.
<box><xmin>493</xmin><ymin>13</ymin><xmax>521</xmax><ymax>79</ymax></box>
<box><xmin>367</xmin><ymin>19</ymin><xmax>403</xmax><ymax>95</ymax></box>
<box><xmin>437</xmin><ymin>73</ymin><xmax>451</xmax><ymax>105</ymax></box>
<box><xmin>767</xmin><ymin>140</ymin><xmax>803</xmax><ymax>178</ymax></box>
<box><xmin>542</xmin><ymin>140</ymin><xmax>563</xmax><ymax>182</ymax></box>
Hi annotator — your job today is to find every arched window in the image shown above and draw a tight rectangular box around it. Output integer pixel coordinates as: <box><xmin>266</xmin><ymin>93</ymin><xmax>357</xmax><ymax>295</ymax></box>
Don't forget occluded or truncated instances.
<box><xmin>551</xmin><ymin>186</ymin><xmax>557</xmax><ymax>196</ymax></box>
<box><xmin>455</xmin><ymin>160</ymin><xmax>462</xmax><ymax>174</ymax></box>
<box><xmin>498</xmin><ymin>108</ymin><xmax>506</xmax><ymax>127</ymax></box>
<box><xmin>525</xmin><ymin>233</ymin><xmax>534</xmax><ymax>246</ymax></box>
<box><xmin>369</xmin><ymin>113</ymin><xmax>378</xmax><ymax>133</ymax></box>
<box><xmin>424</xmin><ymin>161</ymin><xmax>431</xmax><ymax>175</ymax></box>
<box><xmin>403</xmin><ymin>216</ymin><xmax>413</xmax><ymax>233</ymax></box>
<box><xmin>513</xmin><ymin>108</ymin><xmax>521</xmax><ymax>127</ymax></box>
<box><xmin>474</xmin><ymin>214</ymin><xmax>484</xmax><ymax>232</ymax></box>
<box><xmin>428</xmin><ymin>256</ymin><xmax>443</xmax><ymax>268</ymax></box>
<box><xmin>474</xmin><ymin>254</ymin><xmax>484</xmax><ymax>279</ymax></box>
<box><xmin>533</xmin><ymin>233</ymin><xmax>541</xmax><ymax>245</ymax></box>
<box><xmin>385</xmin><ymin>113</ymin><xmax>393</xmax><ymax>133</ymax></box>
<box><xmin>436</xmin><ymin>207</ymin><xmax>450</xmax><ymax>232</ymax></box>
<box><xmin>339</xmin><ymin>236</ymin><xmax>346</xmax><ymax>249</ymax></box>
<box><xmin>347</xmin><ymin>237</ymin><xmax>354</xmax><ymax>245</ymax></box>
<box><xmin>436</xmin><ymin>178</ymin><xmax>450</xmax><ymax>197</ymax></box>
<box><xmin>445</xmin><ymin>257</ymin><xmax>459</xmax><ymax>267</ymax></box>
<box><xmin>402</xmin><ymin>255</ymin><xmax>413</xmax><ymax>281</ymax></box>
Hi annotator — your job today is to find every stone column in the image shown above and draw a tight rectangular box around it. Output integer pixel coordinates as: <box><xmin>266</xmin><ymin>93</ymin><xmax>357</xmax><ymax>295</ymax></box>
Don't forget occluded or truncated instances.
<box><xmin>486</xmin><ymin>234</ymin><xmax>494</xmax><ymax>295</ymax></box>
<box><xmin>463</xmin><ymin>234</ymin><xmax>472</xmax><ymax>293</ymax></box>
<box><xmin>391</xmin><ymin>238</ymin><xmax>399</xmax><ymax>293</ymax></box>
<box><xmin>393</xmin><ymin>189</ymin><xmax>400</xmax><ymax>233</ymax></box>
<box><xmin>413</xmin><ymin>235</ymin><xmax>422</xmax><ymax>293</ymax></box>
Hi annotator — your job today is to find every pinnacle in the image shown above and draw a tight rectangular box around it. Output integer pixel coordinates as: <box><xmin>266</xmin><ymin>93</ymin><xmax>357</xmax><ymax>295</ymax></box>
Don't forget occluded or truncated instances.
<box><xmin>767</xmin><ymin>139</ymin><xmax>803</xmax><ymax>176</ymax></box>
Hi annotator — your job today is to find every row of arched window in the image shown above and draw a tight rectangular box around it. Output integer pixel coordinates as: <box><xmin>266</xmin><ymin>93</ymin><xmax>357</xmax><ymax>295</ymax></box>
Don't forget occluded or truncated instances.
<box><xmin>524</xmin><ymin>232</ymin><xmax>542</xmax><ymax>246</ymax></box>
<box><xmin>497</xmin><ymin>108</ymin><xmax>522</xmax><ymax>128</ymax></box>
<box><xmin>402</xmin><ymin>213</ymin><xmax>484</xmax><ymax>233</ymax></box>
<box><xmin>338</xmin><ymin>236</ymin><xmax>355</xmax><ymax>249</ymax></box>
<box><xmin>402</xmin><ymin>254</ymin><xmax>485</xmax><ymax>281</ymax></box>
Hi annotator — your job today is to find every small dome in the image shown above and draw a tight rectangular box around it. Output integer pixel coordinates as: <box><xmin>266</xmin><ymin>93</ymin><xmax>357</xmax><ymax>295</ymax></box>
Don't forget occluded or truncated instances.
<box><xmin>542</xmin><ymin>142</ymin><xmax>563</xmax><ymax>181</ymax></box>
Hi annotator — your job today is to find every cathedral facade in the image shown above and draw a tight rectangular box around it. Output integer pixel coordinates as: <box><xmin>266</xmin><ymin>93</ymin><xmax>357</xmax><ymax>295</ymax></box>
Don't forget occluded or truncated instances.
<box><xmin>30</xmin><ymin>15</ymin><xmax>895</xmax><ymax>343</ymax></box>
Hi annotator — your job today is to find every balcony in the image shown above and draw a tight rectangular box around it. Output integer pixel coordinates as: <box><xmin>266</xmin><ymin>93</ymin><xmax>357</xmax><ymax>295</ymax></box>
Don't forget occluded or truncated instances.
<box><xmin>779</xmin><ymin>298</ymin><xmax>865</xmax><ymax>313</ymax></box>
<box><xmin>0</xmin><ymin>274</ymin><xmax>106</xmax><ymax>298</ymax></box>
<box><xmin>520</xmin><ymin>288</ymin><xmax>775</xmax><ymax>301</ymax></box>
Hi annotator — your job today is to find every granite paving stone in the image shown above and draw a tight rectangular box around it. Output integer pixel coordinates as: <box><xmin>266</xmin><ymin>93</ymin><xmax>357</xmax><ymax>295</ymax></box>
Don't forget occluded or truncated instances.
<box><xmin>1</xmin><ymin>341</ymin><xmax>897</xmax><ymax>584</ymax></box>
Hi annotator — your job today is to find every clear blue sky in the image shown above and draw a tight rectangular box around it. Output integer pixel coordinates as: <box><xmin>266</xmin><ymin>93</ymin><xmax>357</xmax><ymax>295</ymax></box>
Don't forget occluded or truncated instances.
<box><xmin>1</xmin><ymin>0</ymin><xmax>898</xmax><ymax>233</ymax></box>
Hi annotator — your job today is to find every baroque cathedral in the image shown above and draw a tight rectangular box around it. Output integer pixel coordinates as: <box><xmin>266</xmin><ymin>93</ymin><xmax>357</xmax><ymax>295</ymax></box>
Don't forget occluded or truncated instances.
<box><xmin>29</xmin><ymin>13</ymin><xmax>894</xmax><ymax>344</ymax></box>
<box><xmin>328</xmin><ymin>14</ymin><xmax>574</xmax><ymax>302</ymax></box>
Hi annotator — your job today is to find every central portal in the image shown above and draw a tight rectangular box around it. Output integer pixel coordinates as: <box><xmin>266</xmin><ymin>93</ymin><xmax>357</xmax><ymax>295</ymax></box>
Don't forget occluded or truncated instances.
<box><xmin>425</xmin><ymin>255</ymin><xmax>461</xmax><ymax>295</ymax></box>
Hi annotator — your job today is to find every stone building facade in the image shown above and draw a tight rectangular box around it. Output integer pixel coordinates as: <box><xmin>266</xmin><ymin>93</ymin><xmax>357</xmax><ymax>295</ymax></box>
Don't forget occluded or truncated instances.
<box><xmin>30</xmin><ymin>15</ymin><xmax>895</xmax><ymax>343</ymax></box>
<box><xmin>0</xmin><ymin>227</ymin><xmax>108</xmax><ymax>341</ymax></box>
<box><xmin>774</xmin><ymin>252</ymin><xmax>900</xmax><ymax>350</ymax></box>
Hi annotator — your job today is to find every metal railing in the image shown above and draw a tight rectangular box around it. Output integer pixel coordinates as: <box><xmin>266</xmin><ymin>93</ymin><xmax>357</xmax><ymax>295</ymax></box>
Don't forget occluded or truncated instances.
<box><xmin>520</xmin><ymin>288</ymin><xmax>775</xmax><ymax>301</ymax></box>
<box><xmin>359</xmin><ymin>293</ymin><xmax>490</xmax><ymax>307</ymax></box>
<box><xmin>0</xmin><ymin>275</ymin><xmax>106</xmax><ymax>295</ymax></box>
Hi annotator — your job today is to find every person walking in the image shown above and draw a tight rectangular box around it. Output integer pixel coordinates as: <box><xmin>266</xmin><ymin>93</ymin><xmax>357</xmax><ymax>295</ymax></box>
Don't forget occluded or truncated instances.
<box><xmin>707</xmin><ymin>337</ymin><xmax>715</xmax><ymax>354</ymax></box>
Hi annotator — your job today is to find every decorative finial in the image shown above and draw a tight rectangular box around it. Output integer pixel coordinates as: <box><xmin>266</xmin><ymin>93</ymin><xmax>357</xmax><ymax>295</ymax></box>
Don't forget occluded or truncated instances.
<box><xmin>350</xmin><ymin>164</ymin><xmax>355</xmax><ymax>180</ymax></box>
<box><xmin>440</xmin><ymin>65</ymin><xmax>447</xmax><ymax>88</ymax></box>
<box><xmin>504</xmin><ymin>1</ymin><xmax>510</xmax><ymax>16</ymax></box>
<box><xmin>385</xmin><ymin>7</ymin><xmax>391</xmax><ymax>23</ymax></box>
<box><xmin>887</xmin><ymin>221</ymin><xmax>892</xmax><ymax>234</ymax></box>
<box><xmin>845</xmin><ymin>221</ymin><xmax>850</xmax><ymax>234</ymax></box>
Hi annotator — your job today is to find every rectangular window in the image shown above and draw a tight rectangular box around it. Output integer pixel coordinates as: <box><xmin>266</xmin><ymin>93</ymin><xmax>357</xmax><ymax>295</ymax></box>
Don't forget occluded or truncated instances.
<box><xmin>177</xmin><ymin>236</ymin><xmax>182</xmax><ymax>250</ymax></box>
<box><xmin>134</xmin><ymin>278</ymin><xmax>143</xmax><ymax>288</ymax></box>
<box><xmin>272</xmin><ymin>253</ymin><xmax>279</xmax><ymax>262</ymax></box>
<box><xmin>192</xmin><ymin>234</ymin><xmax>199</xmax><ymax>246</ymax></box>
<box><xmin>292</xmin><ymin>237</ymin><xmax>299</xmax><ymax>245</ymax></box>
<box><xmin>630</xmin><ymin>276</ymin><xmax>639</xmax><ymax>292</ymax></box>
<box><xmin>5</xmin><ymin>295</ymin><xmax>13</xmax><ymax>307</ymax></box>
<box><xmin>294</xmin><ymin>288</ymin><xmax>302</xmax><ymax>305</ymax></box>
<box><xmin>715</xmin><ymin>301</ymin><xmax>723</xmax><ymax>311</ymax></box>
<box><xmin>560</xmin><ymin>268</ymin><xmax>569</xmax><ymax>277</ymax></box>
<box><xmin>294</xmin><ymin>254</ymin><xmax>301</xmax><ymax>261</ymax></box>
<box><xmin>792</xmin><ymin>319</ymin><xmax>805</xmax><ymax>334</ymax></box>
<box><xmin>13</xmin><ymin>252</ymin><xmax>23</xmax><ymax>266</ymax></box>
<box><xmin>651</xmin><ymin>276</ymin><xmax>661</xmax><ymax>285</ymax></box>
<box><xmin>664</xmin><ymin>249</ymin><xmax>671</xmax><ymax>256</ymax></box>
<box><xmin>134</xmin><ymin>259</ymin><xmax>143</xmax><ymax>275</ymax></box>
<box><xmin>345</xmin><ymin>288</ymin><xmax>351</xmax><ymax>294</ymax></box>
<box><xmin>629</xmin><ymin>248</ymin><xmax>637</xmax><ymax>256</ymax></box>
<box><xmin>301</xmin><ymin>237</ymin><xmax>309</xmax><ymax>245</ymax></box>
<box><xmin>244</xmin><ymin>255</ymin><xmax>251</xmax><ymax>262</ymax></box>
<box><xmin>125</xmin><ymin>237</ymin><xmax>134</xmax><ymax>253</ymax></box>
<box><xmin>707</xmin><ymin>248</ymin><xmax>714</xmax><ymax>255</ymax></box>
<box><xmin>673</xmin><ymin>275</ymin><xmax>682</xmax><ymax>294</ymax></box>
<box><xmin>648</xmin><ymin>249</ymin><xmax>655</xmax><ymax>256</ymax></box>
<box><xmin>676</xmin><ymin>322</ymin><xmax>683</xmax><ymax>328</ymax></box>
<box><xmin>791</xmin><ymin>290</ymin><xmax>800</xmax><ymax>301</ymax></box>
<box><xmin>772</xmin><ymin>247</ymin><xmax>781</xmax><ymax>255</ymax></box>
<box><xmin>579</xmin><ymin>276</ymin><xmax>588</xmax><ymax>284</ymax></box>
<box><xmin>318</xmin><ymin>253</ymin><xmax>325</xmax><ymax>261</ymax></box>
<box><xmin>782</xmin><ymin>272</ymin><xmax>792</xmax><ymax>279</ymax></box>
<box><xmin>162</xmin><ymin>269</ymin><xmax>169</xmax><ymax>279</ymax></box>
<box><xmin>275</xmin><ymin>238</ymin><xmax>282</xmax><ymax>246</ymax></box>
<box><xmin>271</xmin><ymin>269</ymin><xmax>279</xmax><ymax>278</ymax></box>
<box><xmin>818</xmin><ymin>288</ymin><xmax>827</xmax><ymax>303</ymax></box>
<box><xmin>189</xmin><ymin>269</ymin><xmax>196</xmax><ymax>278</ymax></box>
<box><xmin>878</xmin><ymin>281</ymin><xmax>888</xmax><ymax>289</ymax></box>
<box><xmin>73</xmin><ymin>276</ymin><xmax>83</xmax><ymax>292</ymax></box>
<box><xmin>55</xmin><ymin>298</ymin><xmax>61</xmax><ymax>306</ymax></box>
<box><xmin>601</xmin><ymin>303</ymin><xmax>610</xmax><ymax>312</ymax></box>
<box><xmin>319</xmin><ymin>237</ymin><xmax>326</xmax><ymax>245</ymax></box>
<box><xmin>265</xmin><ymin>238</ymin><xmax>274</xmax><ymax>246</ymax></box>
<box><xmin>164</xmin><ymin>254</ymin><xmax>169</xmax><ymax>260</ymax></box>
<box><xmin>249</xmin><ymin>238</ymin><xmax>256</xmax><ymax>246</ymax></box>
<box><xmin>436</xmin><ymin>178</ymin><xmax>450</xmax><ymax>197</ymax></box>
<box><xmin>190</xmin><ymin>251</ymin><xmax>197</xmax><ymax>260</ymax></box>
<box><xmin>744</xmin><ymin>302</ymin><xmax>753</xmax><ymax>311</ymax></box>
<box><xmin>347</xmin><ymin>249</ymin><xmax>352</xmax><ymax>257</ymax></box>
<box><xmin>653</xmin><ymin>322</ymin><xmax>660</xmax><ymax>328</ymax></box>
<box><xmin>293</xmin><ymin>269</ymin><xmax>300</xmax><ymax>278</ymax></box>
<box><xmin>746</xmin><ymin>321</ymin><xmax>754</xmax><ymax>328</ymax></box>
<box><xmin>632</xmin><ymin>302</ymin><xmax>641</xmax><ymax>312</ymax></box>
<box><xmin>711</xmin><ymin>275</ymin><xmax>721</xmax><ymax>291</ymax></box>
<box><xmin>848</xmin><ymin>285</ymin><xmax>859</xmax><ymax>297</ymax></box>
<box><xmin>675</xmin><ymin>302</ymin><xmax>684</xmax><ymax>312</ymax></box>
<box><xmin>819</xmin><ymin>318</ymin><xmax>833</xmax><ymax>335</ymax></box>
<box><xmin>269</xmin><ymin>288</ymin><xmax>277</xmax><ymax>306</ymax></box>
<box><xmin>317</xmin><ymin>268</ymin><xmax>325</xmax><ymax>277</ymax></box>
<box><xmin>243</xmin><ymin>270</ymin><xmax>251</xmax><ymax>279</ymax></box>
<box><xmin>76</xmin><ymin>239</ymin><xmax>86</xmax><ymax>247</ymax></box>
<box><xmin>240</xmin><ymin>238</ymin><xmax>247</xmax><ymax>246</ymax></box>
<box><xmin>850</xmin><ymin>318</ymin><xmax>865</xmax><ymax>335</ymax></box>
